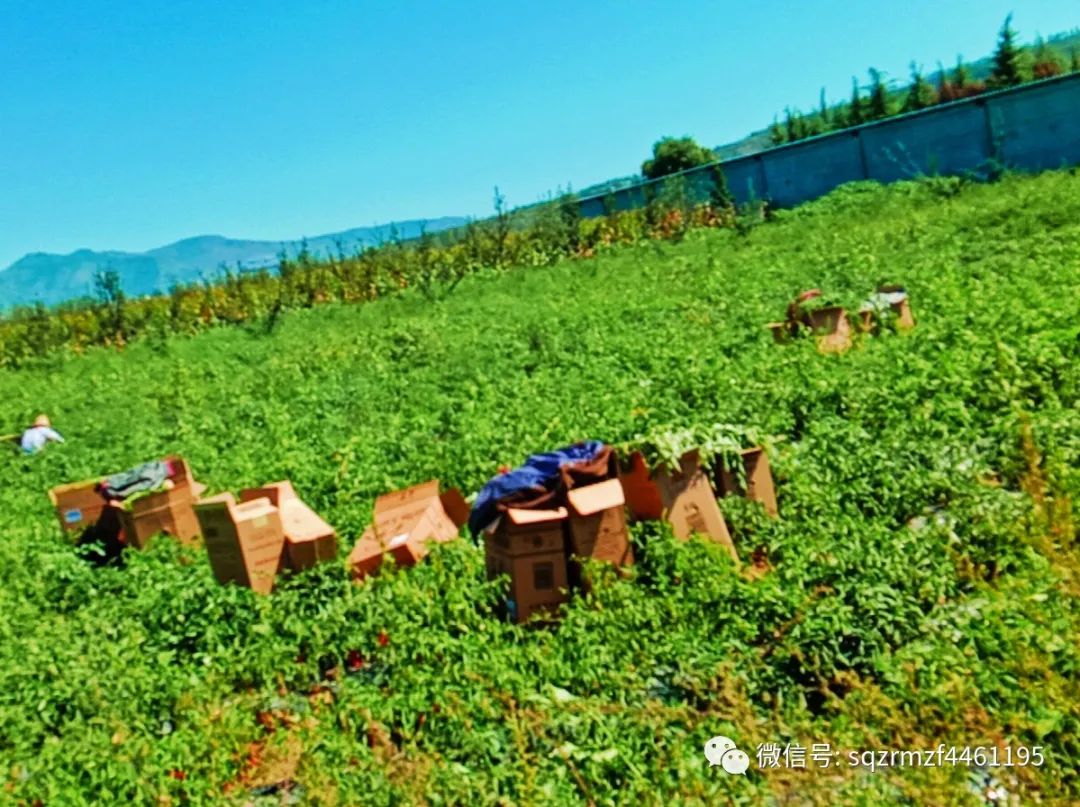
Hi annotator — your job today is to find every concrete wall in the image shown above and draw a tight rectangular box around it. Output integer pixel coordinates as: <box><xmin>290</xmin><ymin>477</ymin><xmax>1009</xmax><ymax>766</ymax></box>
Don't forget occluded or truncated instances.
<box><xmin>577</xmin><ymin>72</ymin><xmax>1080</xmax><ymax>217</ymax></box>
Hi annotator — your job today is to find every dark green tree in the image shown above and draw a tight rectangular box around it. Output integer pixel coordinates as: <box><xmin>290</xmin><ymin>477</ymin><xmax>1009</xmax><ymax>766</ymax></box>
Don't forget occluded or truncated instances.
<box><xmin>641</xmin><ymin>136</ymin><xmax>715</xmax><ymax>179</ymax></box>
<box><xmin>1071</xmin><ymin>48</ymin><xmax>1080</xmax><ymax>72</ymax></box>
<box><xmin>902</xmin><ymin>62</ymin><xmax>935</xmax><ymax>112</ymax></box>
<box><xmin>867</xmin><ymin>68</ymin><xmax>892</xmax><ymax>119</ymax></box>
<box><xmin>558</xmin><ymin>191</ymin><xmax>581</xmax><ymax>253</ymax></box>
<box><xmin>1031</xmin><ymin>36</ymin><xmax>1063</xmax><ymax>78</ymax></box>
<box><xmin>990</xmin><ymin>14</ymin><xmax>1023</xmax><ymax>87</ymax></box>
<box><xmin>93</xmin><ymin>268</ymin><xmax>127</xmax><ymax>342</ymax></box>
<box><xmin>952</xmin><ymin>55</ymin><xmax>970</xmax><ymax>88</ymax></box>
<box><xmin>818</xmin><ymin>87</ymin><xmax>830</xmax><ymax>128</ymax></box>
<box><xmin>709</xmin><ymin>164</ymin><xmax>734</xmax><ymax>209</ymax></box>
<box><xmin>847</xmin><ymin>76</ymin><xmax>865</xmax><ymax>126</ymax></box>
<box><xmin>768</xmin><ymin>117</ymin><xmax>785</xmax><ymax>145</ymax></box>
<box><xmin>784</xmin><ymin>108</ymin><xmax>800</xmax><ymax>142</ymax></box>
<box><xmin>488</xmin><ymin>186</ymin><xmax>512</xmax><ymax>269</ymax></box>
<box><xmin>935</xmin><ymin>60</ymin><xmax>948</xmax><ymax>99</ymax></box>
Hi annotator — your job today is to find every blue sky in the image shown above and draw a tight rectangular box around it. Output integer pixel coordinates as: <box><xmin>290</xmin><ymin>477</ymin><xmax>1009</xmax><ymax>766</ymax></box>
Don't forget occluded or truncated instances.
<box><xmin>1</xmin><ymin>1</ymin><xmax>1076</xmax><ymax>268</ymax></box>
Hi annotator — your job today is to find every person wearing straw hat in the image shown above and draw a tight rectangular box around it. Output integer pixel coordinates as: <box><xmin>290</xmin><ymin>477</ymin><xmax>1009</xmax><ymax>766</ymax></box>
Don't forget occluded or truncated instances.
<box><xmin>20</xmin><ymin>415</ymin><xmax>65</xmax><ymax>455</ymax></box>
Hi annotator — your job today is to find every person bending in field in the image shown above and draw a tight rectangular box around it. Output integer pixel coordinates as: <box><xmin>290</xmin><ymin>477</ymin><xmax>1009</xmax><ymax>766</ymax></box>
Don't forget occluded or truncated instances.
<box><xmin>20</xmin><ymin>414</ymin><xmax>65</xmax><ymax>455</ymax></box>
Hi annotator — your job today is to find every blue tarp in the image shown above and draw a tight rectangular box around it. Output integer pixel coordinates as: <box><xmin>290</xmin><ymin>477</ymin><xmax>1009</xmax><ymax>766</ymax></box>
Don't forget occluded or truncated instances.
<box><xmin>468</xmin><ymin>440</ymin><xmax>605</xmax><ymax>536</ymax></box>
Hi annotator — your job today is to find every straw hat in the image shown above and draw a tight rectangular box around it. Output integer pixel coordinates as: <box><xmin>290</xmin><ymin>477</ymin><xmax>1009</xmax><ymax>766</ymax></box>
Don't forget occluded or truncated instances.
<box><xmin>33</xmin><ymin>414</ymin><xmax>51</xmax><ymax>428</ymax></box>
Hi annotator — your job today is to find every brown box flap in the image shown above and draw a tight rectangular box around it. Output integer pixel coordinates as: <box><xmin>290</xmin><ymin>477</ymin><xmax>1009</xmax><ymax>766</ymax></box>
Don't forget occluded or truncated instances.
<box><xmin>567</xmin><ymin>478</ymin><xmax>625</xmax><ymax>517</ymax></box>
<box><xmin>234</xmin><ymin>497</ymin><xmax>278</xmax><ymax>521</ymax></box>
<box><xmin>439</xmin><ymin>488</ymin><xmax>471</xmax><ymax>528</ymax></box>
<box><xmin>278</xmin><ymin>499</ymin><xmax>335</xmax><ymax>544</ymax></box>
<box><xmin>240</xmin><ymin>480</ymin><xmax>299</xmax><ymax>508</ymax></box>
<box><xmin>619</xmin><ymin>451</ymin><xmax>663</xmax><ymax>521</ymax></box>
<box><xmin>373</xmin><ymin>480</ymin><xmax>441</xmax><ymax>515</ymax></box>
<box><xmin>506</xmin><ymin>507</ymin><xmax>568</xmax><ymax>525</ymax></box>
<box><xmin>348</xmin><ymin>531</ymin><xmax>384</xmax><ymax>566</ymax></box>
<box><xmin>195</xmin><ymin>492</ymin><xmax>236</xmax><ymax>510</ymax></box>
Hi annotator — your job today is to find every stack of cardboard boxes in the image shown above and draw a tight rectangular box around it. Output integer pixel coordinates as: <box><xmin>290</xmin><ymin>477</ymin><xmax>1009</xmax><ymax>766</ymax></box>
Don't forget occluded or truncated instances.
<box><xmin>50</xmin><ymin>460</ymin><xmax>338</xmax><ymax>594</ymax></box>
<box><xmin>770</xmin><ymin>285</ymin><xmax>915</xmax><ymax>352</ymax></box>
<box><xmin>194</xmin><ymin>480</ymin><xmax>338</xmax><ymax>594</ymax></box>
<box><xmin>479</xmin><ymin>453</ymin><xmax>635</xmax><ymax>623</ymax></box>
<box><xmin>240</xmin><ymin>481</ymin><xmax>337</xmax><ymax>572</ymax></box>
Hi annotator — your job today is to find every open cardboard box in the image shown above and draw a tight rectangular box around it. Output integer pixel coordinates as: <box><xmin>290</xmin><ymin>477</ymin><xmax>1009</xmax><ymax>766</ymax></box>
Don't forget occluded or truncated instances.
<box><xmin>566</xmin><ymin>477</ymin><xmax>633</xmax><ymax>589</ymax></box>
<box><xmin>808</xmin><ymin>305</ymin><xmax>852</xmax><ymax>353</ymax></box>
<box><xmin>240</xmin><ymin>481</ymin><xmax>337</xmax><ymax>572</ymax></box>
<box><xmin>48</xmin><ymin>455</ymin><xmax>204</xmax><ymax>547</ymax></box>
<box><xmin>194</xmin><ymin>493</ymin><xmax>285</xmax><ymax>595</ymax></box>
<box><xmin>349</xmin><ymin>480</ymin><xmax>469</xmax><ymax>580</ymax></box>
<box><xmin>620</xmin><ymin>450</ymin><xmax>739</xmax><ymax>564</ymax></box>
<box><xmin>118</xmin><ymin>457</ymin><xmax>206</xmax><ymax>549</ymax></box>
<box><xmin>484</xmin><ymin>506</ymin><xmax>571</xmax><ymax>623</ymax></box>
<box><xmin>48</xmin><ymin>478</ymin><xmax>108</xmax><ymax>534</ymax></box>
<box><xmin>714</xmin><ymin>446</ymin><xmax>779</xmax><ymax>518</ymax></box>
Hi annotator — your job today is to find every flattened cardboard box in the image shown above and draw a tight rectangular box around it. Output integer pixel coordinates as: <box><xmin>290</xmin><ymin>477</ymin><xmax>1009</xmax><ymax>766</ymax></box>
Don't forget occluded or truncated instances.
<box><xmin>715</xmin><ymin>446</ymin><xmax>779</xmax><ymax>518</ymax></box>
<box><xmin>349</xmin><ymin>480</ymin><xmax>469</xmax><ymax>580</ymax></box>
<box><xmin>484</xmin><ymin>507</ymin><xmax>570</xmax><ymax>623</ymax></box>
<box><xmin>566</xmin><ymin>477</ymin><xmax>633</xmax><ymax>588</ymax></box>
<box><xmin>195</xmin><ymin>494</ymin><xmax>285</xmax><ymax>595</ymax></box>
<box><xmin>240</xmin><ymin>481</ymin><xmax>337</xmax><ymax>572</ymax></box>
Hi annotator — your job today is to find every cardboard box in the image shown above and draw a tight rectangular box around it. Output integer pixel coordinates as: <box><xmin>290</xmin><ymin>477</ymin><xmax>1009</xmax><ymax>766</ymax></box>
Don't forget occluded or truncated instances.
<box><xmin>48</xmin><ymin>456</ymin><xmax>205</xmax><ymax>546</ymax></box>
<box><xmin>119</xmin><ymin>498</ymin><xmax>202</xmax><ymax>550</ymax></box>
<box><xmin>194</xmin><ymin>493</ymin><xmax>285</xmax><ymax>595</ymax></box>
<box><xmin>620</xmin><ymin>450</ymin><xmax>737</xmax><ymax>561</ymax></box>
<box><xmin>240</xmin><ymin>481</ymin><xmax>337</xmax><ymax>572</ymax></box>
<box><xmin>619</xmin><ymin>451</ymin><xmax>664</xmax><ymax>522</ymax></box>
<box><xmin>349</xmin><ymin>480</ymin><xmax>469</xmax><ymax>580</ymax></box>
<box><xmin>857</xmin><ymin>309</ymin><xmax>875</xmax><ymax>333</ymax></box>
<box><xmin>809</xmin><ymin>305</ymin><xmax>852</xmax><ymax>353</ymax></box>
<box><xmin>484</xmin><ymin>507</ymin><xmax>570</xmax><ymax>623</ymax></box>
<box><xmin>891</xmin><ymin>298</ymin><xmax>916</xmax><ymax>330</ymax></box>
<box><xmin>566</xmin><ymin>478</ymin><xmax>633</xmax><ymax>572</ymax></box>
<box><xmin>652</xmin><ymin>450</ymin><xmax>739</xmax><ymax>564</ymax></box>
<box><xmin>767</xmin><ymin>322</ymin><xmax>792</xmax><ymax>344</ymax></box>
<box><xmin>715</xmin><ymin>446</ymin><xmax>779</xmax><ymax>518</ymax></box>
<box><xmin>347</xmin><ymin>531</ymin><xmax>391</xmax><ymax>579</ymax></box>
<box><xmin>48</xmin><ymin>478</ymin><xmax>107</xmax><ymax>533</ymax></box>
<box><xmin>860</xmin><ymin>287</ymin><xmax>916</xmax><ymax>333</ymax></box>
<box><xmin>117</xmin><ymin>456</ymin><xmax>206</xmax><ymax>549</ymax></box>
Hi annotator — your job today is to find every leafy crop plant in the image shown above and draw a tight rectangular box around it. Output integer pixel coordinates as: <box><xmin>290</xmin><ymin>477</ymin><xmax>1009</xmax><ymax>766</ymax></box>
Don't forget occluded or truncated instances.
<box><xmin>1</xmin><ymin>169</ymin><xmax>1079</xmax><ymax>804</ymax></box>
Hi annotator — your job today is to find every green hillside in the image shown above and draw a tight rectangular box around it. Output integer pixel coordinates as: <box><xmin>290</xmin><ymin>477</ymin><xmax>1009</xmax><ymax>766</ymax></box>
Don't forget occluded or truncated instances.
<box><xmin>1</xmin><ymin>170</ymin><xmax>1079</xmax><ymax>804</ymax></box>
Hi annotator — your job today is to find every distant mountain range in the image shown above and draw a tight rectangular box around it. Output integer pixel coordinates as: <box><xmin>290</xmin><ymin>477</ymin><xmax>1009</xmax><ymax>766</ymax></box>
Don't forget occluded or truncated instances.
<box><xmin>0</xmin><ymin>217</ymin><xmax>467</xmax><ymax>310</ymax></box>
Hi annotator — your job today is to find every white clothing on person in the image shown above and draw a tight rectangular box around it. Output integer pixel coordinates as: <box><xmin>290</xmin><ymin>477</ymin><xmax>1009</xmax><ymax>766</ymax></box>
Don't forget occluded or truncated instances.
<box><xmin>21</xmin><ymin>426</ymin><xmax>64</xmax><ymax>454</ymax></box>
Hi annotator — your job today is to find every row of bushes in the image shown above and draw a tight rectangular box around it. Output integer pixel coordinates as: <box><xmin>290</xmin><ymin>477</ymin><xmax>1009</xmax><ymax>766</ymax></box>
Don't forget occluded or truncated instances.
<box><xmin>0</xmin><ymin>177</ymin><xmax>755</xmax><ymax>370</ymax></box>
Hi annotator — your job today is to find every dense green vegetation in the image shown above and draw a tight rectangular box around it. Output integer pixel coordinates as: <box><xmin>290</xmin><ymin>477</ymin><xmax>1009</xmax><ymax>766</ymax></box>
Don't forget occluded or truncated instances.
<box><xmin>641</xmin><ymin>137</ymin><xmax>717</xmax><ymax>180</ymax></box>
<box><xmin>1</xmin><ymin>169</ymin><xmax>1079</xmax><ymax>804</ymax></box>
<box><xmin>0</xmin><ymin>180</ymin><xmax>739</xmax><ymax>371</ymax></box>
